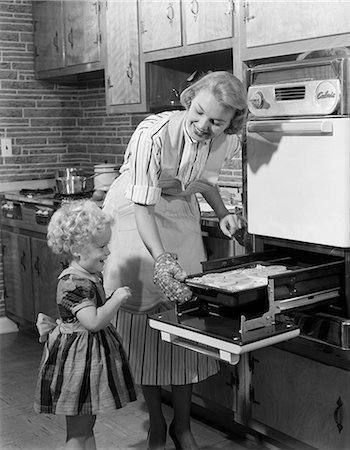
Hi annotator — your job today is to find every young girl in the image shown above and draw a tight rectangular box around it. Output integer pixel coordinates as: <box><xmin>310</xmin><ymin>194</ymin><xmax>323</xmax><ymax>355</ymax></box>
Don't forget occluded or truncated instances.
<box><xmin>34</xmin><ymin>199</ymin><xmax>137</xmax><ymax>450</ymax></box>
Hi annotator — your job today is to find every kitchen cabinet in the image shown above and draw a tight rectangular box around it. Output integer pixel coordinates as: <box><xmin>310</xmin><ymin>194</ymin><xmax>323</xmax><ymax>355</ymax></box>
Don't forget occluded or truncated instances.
<box><xmin>102</xmin><ymin>0</ymin><xmax>147</xmax><ymax>113</ymax></box>
<box><xmin>33</xmin><ymin>0</ymin><xmax>102</xmax><ymax>79</ymax></box>
<box><xmin>140</xmin><ymin>0</ymin><xmax>234</xmax><ymax>57</ymax></box>
<box><xmin>192</xmin><ymin>362</ymin><xmax>240</xmax><ymax>412</ymax></box>
<box><xmin>241</xmin><ymin>0</ymin><xmax>350</xmax><ymax>60</ymax></box>
<box><xmin>183</xmin><ymin>0</ymin><xmax>233</xmax><ymax>46</ymax></box>
<box><xmin>2</xmin><ymin>230</ymin><xmax>35</xmax><ymax>325</ymax></box>
<box><xmin>1</xmin><ymin>206</ymin><xmax>66</xmax><ymax>329</ymax></box>
<box><xmin>249</xmin><ymin>346</ymin><xmax>350</xmax><ymax>450</ymax></box>
<box><xmin>139</xmin><ymin>0</ymin><xmax>182</xmax><ymax>52</ymax></box>
<box><xmin>31</xmin><ymin>236</ymin><xmax>64</xmax><ymax>320</ymax></box>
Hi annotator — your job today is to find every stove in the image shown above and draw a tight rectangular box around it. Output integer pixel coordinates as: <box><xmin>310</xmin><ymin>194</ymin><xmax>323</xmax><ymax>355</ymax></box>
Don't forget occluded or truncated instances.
<box><xmin>1</xmin><ymin>187</ymin><xmax>94</xmax><ymax>232</ymax></box>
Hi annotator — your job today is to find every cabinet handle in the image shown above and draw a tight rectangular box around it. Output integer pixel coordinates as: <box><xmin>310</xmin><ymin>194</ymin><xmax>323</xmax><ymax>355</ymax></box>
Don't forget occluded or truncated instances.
<box><xmin>225</xmin><ymin>0</ymin><xmax>234</xmax><ymax>15</ymax></box>
<box><xmin>53</xmin><ymin>31</ymin><xmax>59</xmax><ymax>52</ymax></box>
<box><xmin>166</xmin><ymin>3</ymin><xmax>175</xmax><ymax>25</ymax></box>
<box><xmin>225</xmin><ymin>371</ymin><xmax>239</xmax><ymax>390</ymax></box>
<box><xmin>249</xmin><ymin>355</ymin><xmax>260</xmax><ymax>374</ymax></box>
<box><xmin>107</xmin><ymin>76</ymin><xmax>114</xmax><ymax>88</ymax></box>
<box><xmin>92</xmin><ymin>1</ymin><xmax>100</xmax><ymax>14</ymax></box>
<box><xmin>244</xmin><ymin>1</ymin><xmax>255</xmax><ymax>22</ymax></box>
<box><xmin>140</xmin><ymin>20</ymin><xmax>148</xmax><ymax>34</ymax></box>
<box><xmin>67</xmin><ymin>27</ymin><xmax>74</xmax><ymax>49</ymax></box>
<box><xmin>20</xmin><ymin>251</ymin><xmax>26</xmax><ymax>271</ymax></box>
<box><xmin>334</xmin><ymin>396</ymin><xmax>344</xmax><ymax>433</ymax></box>
<box><xmin>126</xmin><ymin>61</ymin><xmax>133</xmax><ymax>85</ymax></box>
<box><xmin>93</xmin><ymin>32</ymin><xmax>101</xmax><ymax>45</ymax></box>
<box><xmin>34</xmin><ymin>256</ymin><xmax>40</xmax><ymax>277</ymax></box>
<box><xmin>190</xmin><ymin>0</ymin><xmax>199</xmax><ymax>21</ymax></box>
<box><xmin>249</xmin><ymin>386</ymin><xmax>260</xmax><ymax>405</ymax></box>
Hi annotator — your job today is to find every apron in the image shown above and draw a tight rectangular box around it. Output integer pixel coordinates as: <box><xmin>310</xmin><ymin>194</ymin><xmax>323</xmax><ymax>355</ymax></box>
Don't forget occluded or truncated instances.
<box><xmin>103</xmin><ymin>113</ymin><xmax>229</xmax><ymax>313</ymax></box>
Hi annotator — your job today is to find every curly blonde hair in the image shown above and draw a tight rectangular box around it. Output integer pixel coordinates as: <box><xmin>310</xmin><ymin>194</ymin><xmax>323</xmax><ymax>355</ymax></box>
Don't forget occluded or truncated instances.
<box><xmin>47</xmin><ymin>199</ymin><xmax>113</xmax><ymax>257</ymax></box>
<box><xmin>180</xmin><ymin>71</ymin><xmax>247</xmax><ymax>135</ymax></box>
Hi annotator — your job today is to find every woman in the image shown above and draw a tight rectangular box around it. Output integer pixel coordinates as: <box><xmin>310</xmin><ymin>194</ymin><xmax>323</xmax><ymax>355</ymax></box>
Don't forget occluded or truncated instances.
<box><xmin>103</xmin><ymin>71</ymin><xmax>247</xmax><ymax>450</ymax></box>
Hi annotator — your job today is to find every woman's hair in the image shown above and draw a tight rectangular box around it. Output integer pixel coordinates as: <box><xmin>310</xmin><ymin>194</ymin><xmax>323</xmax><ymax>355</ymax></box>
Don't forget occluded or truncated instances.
<box><xmin>180</xmin><ymin>71</ymin><xmax>248</xmax><ymax>134</ymax></box>
<box><xmin>47</xmin><ymin>199</ymin><xmax>112</xmax><ymax>257</ymax></box>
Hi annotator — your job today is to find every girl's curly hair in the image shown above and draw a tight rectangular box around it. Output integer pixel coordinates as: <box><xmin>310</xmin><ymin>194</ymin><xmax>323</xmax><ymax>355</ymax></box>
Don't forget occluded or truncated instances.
<box><xmin>180</xmin><ymin>71</ymin><xmax>248</xmax><ymax>135</ymax></box>
<box><xmin>47</xmin><ymin>199</ymin><xmax>112</xmax><ymax>257</ymax></box>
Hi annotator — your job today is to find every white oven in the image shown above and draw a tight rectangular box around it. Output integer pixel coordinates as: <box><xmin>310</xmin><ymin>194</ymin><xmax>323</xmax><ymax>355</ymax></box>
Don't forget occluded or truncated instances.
<box><xmin>149</xmin><ymin>56</ymin><xmax>350</xmax><ymax>365</ymax></box>
<box><xmin>247</xmin><ymin>117</ymin><xmax>350</xmax><ymax>247</ymax></box>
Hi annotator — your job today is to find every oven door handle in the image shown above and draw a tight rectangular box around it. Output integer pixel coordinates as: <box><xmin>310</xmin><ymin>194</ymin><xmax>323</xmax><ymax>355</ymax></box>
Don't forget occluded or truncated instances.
<box><xmin>159</xmin><ymin>331</ymin><xmax>240</xmax><ymax>365</ymax></box>
<box><xmin>247</xmin><ymin>120</ymin><xmax>333</xmax><ymax>134</ymax></box>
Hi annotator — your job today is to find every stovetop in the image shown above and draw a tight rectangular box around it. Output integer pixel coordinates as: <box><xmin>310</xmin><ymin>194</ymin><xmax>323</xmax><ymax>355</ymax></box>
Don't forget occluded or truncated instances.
<box><xmin>2</xmin><ymin>188</ymin><xmax>94</xmax><ymax>207</ymax></box>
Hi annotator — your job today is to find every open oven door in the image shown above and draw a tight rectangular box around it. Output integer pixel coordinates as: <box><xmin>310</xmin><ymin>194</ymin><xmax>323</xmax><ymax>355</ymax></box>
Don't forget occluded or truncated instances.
<box><xmin>149</xmin><ymin>249</ymin><xmax>344</xmax><ymax>365</ymax></box>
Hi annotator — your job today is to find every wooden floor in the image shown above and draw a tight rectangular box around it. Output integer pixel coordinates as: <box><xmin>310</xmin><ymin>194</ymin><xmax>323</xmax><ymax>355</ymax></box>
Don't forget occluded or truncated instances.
<box><xmin>0</xmin><ymin>331</ymin><xmax>272</xmax><ymax>450</ymax></box>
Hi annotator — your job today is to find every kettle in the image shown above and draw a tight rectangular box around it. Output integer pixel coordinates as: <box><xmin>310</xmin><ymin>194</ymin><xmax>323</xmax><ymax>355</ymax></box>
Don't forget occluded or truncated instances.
<box><xmin>93</xmin><ymin>163</ymin><xmax>118</xmax><ymax>191</ymax></box>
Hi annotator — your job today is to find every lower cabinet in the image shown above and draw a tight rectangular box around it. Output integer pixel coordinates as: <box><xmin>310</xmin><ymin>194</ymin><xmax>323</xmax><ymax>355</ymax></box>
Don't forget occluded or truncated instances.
<box><xmin>31</xmin><ymin>236</ymin><xmax>66</xmax><ymax>320</ymax></box>
<box><xmin>192</xmin><ymin>362</ymin><xmax>240</xmax><ymax>413</ymax></box>
<box><xmin>2</xmin><ymin>230</ymin><xmax>35</xmax><ymax>325</ymax></box>
<box><xmin>249</xmin><ymin>347</ymin><xmax>350</xmax><ymax>450</ymax></box>
<box><xmin>2</xmin><ymin>228</ymin><xmax>66</xmax><ymax>328</ymax></box>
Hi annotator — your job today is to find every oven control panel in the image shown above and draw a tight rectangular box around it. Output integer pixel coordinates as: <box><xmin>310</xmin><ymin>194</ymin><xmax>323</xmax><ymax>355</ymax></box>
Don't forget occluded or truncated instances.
<box><xmin>248</xmin><ymin>79</ymin><xmax>341</xmax><ymax>118</ymax></box>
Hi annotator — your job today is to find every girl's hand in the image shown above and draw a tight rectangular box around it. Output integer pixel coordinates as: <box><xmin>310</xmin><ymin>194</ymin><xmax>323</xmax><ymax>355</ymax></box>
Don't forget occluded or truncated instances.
<box><xmin>110</xmin><ymin>286</ymin><xmax>132</xmax><ymax>305</ymax></box>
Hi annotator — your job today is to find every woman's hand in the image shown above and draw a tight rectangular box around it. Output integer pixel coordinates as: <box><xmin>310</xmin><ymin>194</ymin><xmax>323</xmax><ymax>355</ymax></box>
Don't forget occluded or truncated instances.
<box><xmin>153</xmin><ymin>252</ymin><xmax>193</xmax><ymax>304</ymax></box>
<box><xmin>219</xmin><ymin>212</ymin><xmax>247</xmax><ymax>241</ymax></box>
<box><xmin>219</xmin><ymin>213</ymin><xmax>240</xmax><ymax>238</ymax></box>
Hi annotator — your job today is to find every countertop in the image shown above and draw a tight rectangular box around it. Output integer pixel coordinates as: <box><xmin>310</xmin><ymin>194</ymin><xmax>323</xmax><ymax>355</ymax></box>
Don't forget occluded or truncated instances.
<box><xmin>0</xmin><ymin>191</ymin><xmax>240</xmax><ymax>229</ymax></box>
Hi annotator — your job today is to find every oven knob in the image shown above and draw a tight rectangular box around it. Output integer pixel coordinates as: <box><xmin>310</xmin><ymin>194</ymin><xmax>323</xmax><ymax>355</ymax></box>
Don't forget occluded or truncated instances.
<box><xmin>249</xmin><ymin>91</ymin><xmax>264</xmax><ymax>109</ymax></box>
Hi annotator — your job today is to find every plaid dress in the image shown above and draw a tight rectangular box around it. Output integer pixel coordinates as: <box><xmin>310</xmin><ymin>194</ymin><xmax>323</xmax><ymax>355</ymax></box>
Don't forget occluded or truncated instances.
<box><xmin>34</xmin><ymin>264</ymin><xmax>136</xmax><ymax>416</ymax></box>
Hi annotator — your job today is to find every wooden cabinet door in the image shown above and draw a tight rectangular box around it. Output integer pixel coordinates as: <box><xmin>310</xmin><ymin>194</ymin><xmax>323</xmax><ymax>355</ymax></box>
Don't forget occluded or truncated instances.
<box><xmin>192</xmin><ymin>362</ymin><xmax>239</xmax><ymax>412</ymax></box>
<box><xmin>64</xmin><ymin>0</ymin><xmax>101</xmax><ymax>67</ymax></box>
<box><xmin>139</xmin><ymin>0</ymin><xmax>182</xmax><ymax>52</ymax></box>
<box><xmin>31</xmin><ymin>237</ymin><xmax>66</xmax><ymax>320</ymax></box>
<box><xmin>2</xmin><ymin>230</ymin><xmax>35</xmax><ymax>325</ymax></box>
<box><xmin>104</xmin><ymin>0</ymin><xmax>145</xmax><ymax>110</ymax></box>
<box><xmin>250</xmin><ymin>347</ymin><xmax>350</xmax><ymax>450</ymax></box>
<box><xmin>33</xmin><ymin>0</ymin><xmax>64</xmax><ymax>72</ymax></box>
<box><xmin>183</xmin><ymin>0</ymin><xmax>233</xmax><ymax>45</ymax></box>
<box><xmin>245</xmin><ymin>0</ymin><xmax>350</xmax><ymax>48</ymax></box>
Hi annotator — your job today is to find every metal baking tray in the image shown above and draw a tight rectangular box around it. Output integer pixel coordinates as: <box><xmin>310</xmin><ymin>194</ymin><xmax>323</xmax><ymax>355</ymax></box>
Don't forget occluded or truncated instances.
<box><xmin>184</xmin><ymin>249</ymin><xmax>344</xmax><ymax>312</ymax></box>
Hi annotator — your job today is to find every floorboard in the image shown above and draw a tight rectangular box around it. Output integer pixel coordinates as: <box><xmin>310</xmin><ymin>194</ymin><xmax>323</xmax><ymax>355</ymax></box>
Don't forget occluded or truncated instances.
<box><xmin>0</xmin><ymin>331</ymin><xmax>271</xmax><ymax>450</ymax></box>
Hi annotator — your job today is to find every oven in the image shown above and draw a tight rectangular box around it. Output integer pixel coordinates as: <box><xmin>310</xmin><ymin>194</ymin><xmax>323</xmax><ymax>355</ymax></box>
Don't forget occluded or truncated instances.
<box><xmin>149</xmin><ymin>56</ymin><xmax>350</xmax><ymax>366</ymax></box>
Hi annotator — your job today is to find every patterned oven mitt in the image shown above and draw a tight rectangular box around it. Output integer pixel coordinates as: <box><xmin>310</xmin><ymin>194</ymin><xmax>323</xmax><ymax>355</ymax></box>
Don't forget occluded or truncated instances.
<box><xmin>153</xmin><ymin>252</ymin><xmax>193</xmax><ymax>304</ymax></box>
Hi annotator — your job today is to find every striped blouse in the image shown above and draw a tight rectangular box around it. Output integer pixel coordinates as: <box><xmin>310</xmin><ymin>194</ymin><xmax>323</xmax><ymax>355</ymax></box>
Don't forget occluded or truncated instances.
<box><xmin>120</xmin><ymin>110</ymin><xmax>241</xmax><ymax>205</ymax></box>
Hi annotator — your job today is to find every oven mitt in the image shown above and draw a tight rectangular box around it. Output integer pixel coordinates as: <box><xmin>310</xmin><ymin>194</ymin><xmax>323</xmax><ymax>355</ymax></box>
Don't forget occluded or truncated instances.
<box><xmin>153</xmin><ymin>252</ymin><xmax>193</xmax><ymax>304</ymax></box>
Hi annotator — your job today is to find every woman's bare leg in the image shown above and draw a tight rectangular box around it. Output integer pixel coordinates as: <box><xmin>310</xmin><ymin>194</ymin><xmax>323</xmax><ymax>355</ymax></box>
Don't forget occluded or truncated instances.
<box><xmin>141</xmin><ymin>385</ymin><xmax>167</xmax><ymax>450</ymax></box>
<box><xmin>65</xmin><ymin>415</ymin><xmax>96</xmax><ymax>450</ymax></box>
<box><xmin>170</xmin><ymin>384</ymin><xmax>199</xmax><ymax>450</ymax></box>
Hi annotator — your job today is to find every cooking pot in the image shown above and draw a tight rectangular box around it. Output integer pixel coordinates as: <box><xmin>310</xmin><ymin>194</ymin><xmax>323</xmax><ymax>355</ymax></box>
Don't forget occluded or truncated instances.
<box><xmin>55</xmin><ymin>168</ymin><xmax>88</xmax><ymax>194</ymax></box>
<box><xmin>93</xmin><ymin>163</ymin><xmax>118</xmax><ymax>191</ymax></box>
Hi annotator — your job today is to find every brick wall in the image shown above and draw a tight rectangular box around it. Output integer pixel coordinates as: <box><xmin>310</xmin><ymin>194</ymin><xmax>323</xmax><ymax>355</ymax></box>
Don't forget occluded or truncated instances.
<box><xmin>0</xmin><ymin>0</ymin><xmax>241</xmax><ymax>320</ymax></box>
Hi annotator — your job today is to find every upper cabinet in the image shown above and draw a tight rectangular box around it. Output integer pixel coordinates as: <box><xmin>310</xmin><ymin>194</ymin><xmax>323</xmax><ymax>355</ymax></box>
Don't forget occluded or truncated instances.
<box><xmin>33</xmin><ymin>1</ymin><xmax>64</xmax><ymax>72</ymax></box>
<box><xmin>63</xmin><ymin>1</ymin><xmax>101</xmax><ymax>67</ymax></box>
<box><xmin>140</xmin><ymin>0</ymin><xmax>235</xmax><ymax>59</ymax></box>
<box><xmin>183</xmin><ymin>0</ymin><xmax>234</xmax><ymax>45</ymax></box>
<box><xmin>33</xmin><ymin>0</ymin><xmax>103</xmax><ymax>78</ymax></box>
<box><xmin>140</xmin><ymin>0</ymin><xmax>182</xmax><ymax>52</ymax></box>
<box><xmin>241</xmin><ymin>0</ymin><xmax>350</xmax><ymax>60</ymax></box>
<box><xmin>102</xmin><ymin>0</ymin><xmax>147</xmax><ymax>113</ymax></box>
